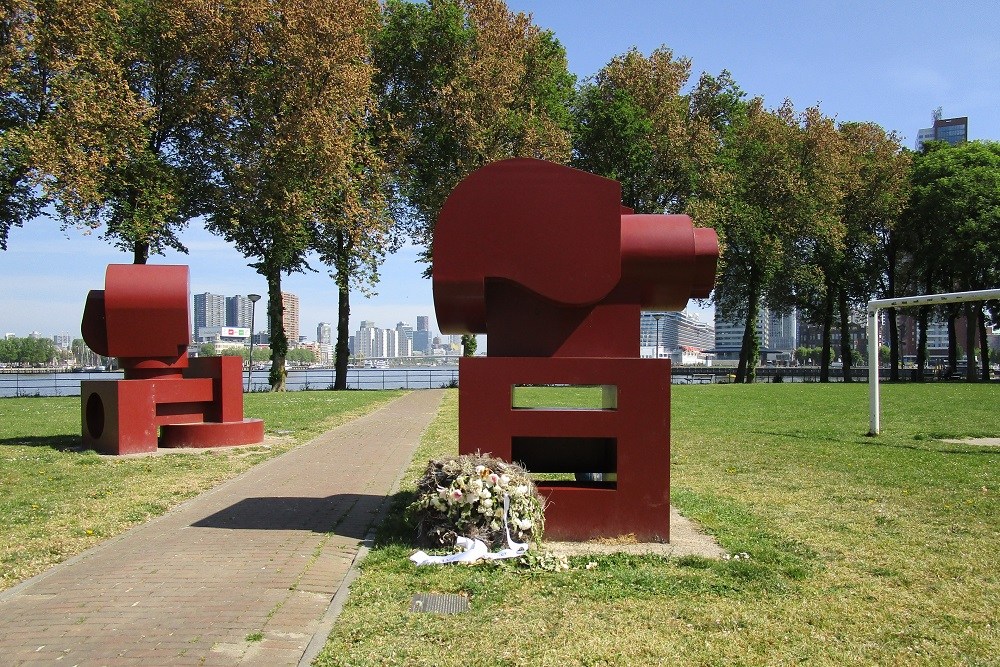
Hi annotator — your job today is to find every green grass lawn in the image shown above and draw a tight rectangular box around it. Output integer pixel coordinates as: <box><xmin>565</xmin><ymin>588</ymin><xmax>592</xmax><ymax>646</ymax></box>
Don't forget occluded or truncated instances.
<box><xmin>315</xmin><ymin>384</ymin><xmax>1000</xmax><ymax>666</ymax></box>
<box><xmin>0</xmin><ymin>389</ymin><xmax>403</xmax><ymax>591</ymax></box>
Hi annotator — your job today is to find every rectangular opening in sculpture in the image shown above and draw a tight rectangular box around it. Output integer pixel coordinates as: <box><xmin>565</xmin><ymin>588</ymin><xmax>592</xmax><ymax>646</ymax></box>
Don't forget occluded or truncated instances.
<box><xmin>511</xmin><ymin>384</ymin><xmax>617</xmax><ymax>410</ymax></box>
<box><xmin>511</xmin><ymin>436</ymin><xmax>617</xmax><ymax>488</ymax></box>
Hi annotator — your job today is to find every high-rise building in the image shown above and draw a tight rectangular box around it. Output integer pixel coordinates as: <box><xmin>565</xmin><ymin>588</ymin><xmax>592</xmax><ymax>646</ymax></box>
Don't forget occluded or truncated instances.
<box><xmin>356</xmin><ymin>320</ymin><xmax>378</xmax><ymax>358</ymax></box>
<box><xmin>412</xmin><ymin>329</ymin><xmax>431</xmax><ymax>354</ymax></box>
<box><xmin>915</xmin><ymin>109</ymin><xmax>968</xmax><ymax>150</ymax></box>
<box><xmin>416</xmin><ymin>316</ymin><xmax>429</xmax><ymax>332</ymax></box>
<box><xmin>395</xmin><ymin>321</ymin><xmax>413</xmax><ymax>355</ymax></box>
<box><xmin>768</xmin><ymin>310</ymin><xmax>798</xmax><ymax>352</ymax></box>
<box><xmin>317</xmin><ymin>322</ymin><xmax>332</xmax><ymax>345</ymax></box>
<box><xmin>714</xmin><ymin>309</ymin><xmax>772</xmax><ymax>359</ymax></box>
<box><xmin>281</xmin><ymin>292</ymin><xmax>300</xmax><ymax>344</ymax></box>
<box><xmin>193</xmin><ymin>293</ymin><xmax>225</xmax><ymax>332</ymax></box>
<box><xmin>225</xmin><ymin>295</ymin><xmax>254</xmax><ymax>328</ymax></box>
<box><xmin>53</xmin><ymin>333</ymin><xmax>73</xmax><ymax>350</ymax></box>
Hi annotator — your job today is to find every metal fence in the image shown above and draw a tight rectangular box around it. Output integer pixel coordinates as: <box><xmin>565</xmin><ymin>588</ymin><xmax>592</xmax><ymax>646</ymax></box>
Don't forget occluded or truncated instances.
<box><xmin>0</xmin><ymin>367</ymin><xmax>460</xmax><ymax>398</ymax></box>
<box><xmin>3</xmin><ymin>364</ymin><xmax>992</xmax><ymax>398</ymax></box>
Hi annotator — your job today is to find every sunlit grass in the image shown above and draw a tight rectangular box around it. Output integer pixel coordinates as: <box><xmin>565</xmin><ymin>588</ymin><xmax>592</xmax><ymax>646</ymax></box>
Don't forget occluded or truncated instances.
<box><xmin>315</xmin><ymin>384</ymin><xmax>1000</xmax><ymax>666</ymax></box>
<box><xmin>0</xmin><ymin>389</ymin><xmax>403</xmax><ymax>590</ymax></box>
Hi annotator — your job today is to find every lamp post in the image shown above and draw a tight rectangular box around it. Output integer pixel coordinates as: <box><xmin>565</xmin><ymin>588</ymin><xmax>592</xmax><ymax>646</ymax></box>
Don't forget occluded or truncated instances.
<box><xmin>653</xmin><ymin>313</ymin><xmax>663</xmax><ymax>359</ymax></box>
<box><xmin>247</xmin><ymin>294</ymin><xmax>261</xmax><ymax>391</ymax></box>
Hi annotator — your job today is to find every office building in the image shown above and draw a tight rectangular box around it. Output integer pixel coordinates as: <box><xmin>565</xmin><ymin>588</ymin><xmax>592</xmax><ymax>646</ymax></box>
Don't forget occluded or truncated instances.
<box><xmin>768</xmin><ymin>310</ymin><xmax>798</xmax><ymax>352</ymax></box>
<box><xmin>915</xmin><ymin>109</ymin><xmax>968</xmax><ymax>150</ymax></box>
<box><xmin>355</xmin><ymin>320</ymin><xmax>378</xmax><ymax>359</ymax></box>
<box><xmin>53</xmin><ymin>333</ymin><xmax>73</xmax><ymax>350</ymax></box>
<box><xmin>225</xmin><ymin>295</ymin><xmax>254</xmax><ymax>328</ymax></box>
<box><xmin>193</xmin><ymin>293</ymin><xmax>225</xmax><ymax>332</ymax></box>
<box><xmin>416</xmin><ymin>316</ymin><xmax>429</xmax><ymax>332</ymax></box>
<box><xmin>413</xmin><ymin>329</ymin><xmax>431</xmax><ymax>354</ymax></box>
<box><xmin>281</xmin><ymin>292</ymin><xmax>300</xmax><ymax>345</ymax></box>
<box><xmin>317</xmin><ymin>322</ymin><xmax>332</xmax><ymax>345</ymax></box>
<box><xmin>714</xmin><ymin>309</ymin><xmax>774</xmax><ymax>361</ymax></box>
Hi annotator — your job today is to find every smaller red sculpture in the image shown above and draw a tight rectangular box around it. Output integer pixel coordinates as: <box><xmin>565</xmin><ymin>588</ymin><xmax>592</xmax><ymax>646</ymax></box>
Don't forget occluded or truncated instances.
<box><xmin>80</xmin><ymin>264</ymin><xmax>264</xmax><ymax>455</ymax></box>
<box><xmin>433</xmin><ymin>158</ymin><xmax>718</xmax><ymax>541</ymax></box>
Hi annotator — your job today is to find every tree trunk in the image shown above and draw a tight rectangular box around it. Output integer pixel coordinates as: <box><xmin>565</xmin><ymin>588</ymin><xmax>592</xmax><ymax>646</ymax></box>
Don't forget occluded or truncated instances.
<box><xmin>886</xmin><ymin>232</ymin><xmax>900</xmax><ymax>381</ymax></box>
<box><xmin>916</xmin><ymin>305</ymin><xmax>929</xmax><ymax>381</ymax></box>
<box><xmin>333</xmin><ymin>232</ymin><xmax>351</xmax><ymax>391</ymax></box>
<box><xmin>133</xmin><ymin>240</ymin><xmax>149</xmax><ymax>265</ymax></box>
<box><xmin>838</xmin><ymin>286</ymin><xmax>852</xmax><ymax>382</ymax></box>
<box><xmin>737</xmin><ymin>288</ymin><xmax>761</xmax><ymax>383</ymax></box>
<box><xmin>820</xmin><ymin>290</ymin><xmax>833</xmax><ymax>383</ymax></box>
<box><xmin>265</xmin><ymin>268</ymin><xmax>287</xmax><ymax>391</ymax></box>
<box><xmin>947</xmin><ymin>308</ymin><xmax>958</xmax><ymax>376</ymax></box>
<box><xmin>979</xmin><ymin>304</ymin><xmax>990</xmax><ymax>382</ymax></box>
<box><xmin>965</xmin><ymin>302</ymin><xmax>978</xmax><ymax>381</ymax></box>
<box><xmin>888</xmin><ymin>308</ymin><xmax>900</xmax><ymax>382</ymax></box>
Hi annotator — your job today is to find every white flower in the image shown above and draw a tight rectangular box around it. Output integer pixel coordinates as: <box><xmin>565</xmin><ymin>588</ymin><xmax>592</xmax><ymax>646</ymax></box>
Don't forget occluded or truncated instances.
<box><xmin>469</xmin><ymin>479</ymin><xmax>483</xmax><ymax>492</ymax></box>
<box><xmin>479</xmin><ymin>489</ymin><xmax>491</xmax><ymax>500</ymax></box>
<box><xmin>514</xmin><ymin>485</ymin><xmax>528</xmax><ymax>496</ymax></box>
<box><xmin>474</xmin><ymin>465</ymin><xmax>485</xmax><ymax>475</ymax></box>
<box><xmin>482</xmin><ymin>498</ymin><xmax>493</xmax><ymax>509</ymax></box>
<box><xmin>517</xmin><ymin>518</ymin><xmax>533</xmax><ymax>531</ymax></box>
<box><xmin>500</xmin><ymin>474</ymin><xmax>511</xmax><ymax>486</ymax></box>
<box><xmin>487</xmin><ymin>473</ymin><xmax>501</xmax><ymax>486</ymax></box>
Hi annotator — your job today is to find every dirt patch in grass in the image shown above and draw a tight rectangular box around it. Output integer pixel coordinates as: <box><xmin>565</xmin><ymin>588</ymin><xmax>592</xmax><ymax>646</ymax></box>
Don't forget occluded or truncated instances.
<box><xmin>545</xmin><ymin>507</ymin><xmax>726</xmax><ymax>558</ymax></box>
<box><xmin>939</xmin><ymin>437</ymin><xmax>1000</xmax><ymax>447</ymax></box>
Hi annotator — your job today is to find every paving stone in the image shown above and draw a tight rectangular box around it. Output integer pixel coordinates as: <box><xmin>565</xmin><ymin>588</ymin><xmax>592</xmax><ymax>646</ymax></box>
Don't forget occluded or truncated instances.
<box><xmin>0</xmin><ymin>390</ymin><xmax>443</xmax><ymax>666</ymax></box>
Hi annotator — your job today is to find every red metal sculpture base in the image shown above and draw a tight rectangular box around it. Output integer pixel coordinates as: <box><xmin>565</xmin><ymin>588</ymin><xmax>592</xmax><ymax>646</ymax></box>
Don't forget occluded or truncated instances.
<box><xmin>459</xmin><ymin>356</ymin><xmax>671</xmax><ymax>541</ymax></box>
<box><xmin>81</xmin><ymin>357</ymin><xmax>264</xmax><ymax>455</ymax></box>
<box><xmin>80</xmin><ymin>265</ymin><xmax>265</xmax><ymax>455</ymax></box>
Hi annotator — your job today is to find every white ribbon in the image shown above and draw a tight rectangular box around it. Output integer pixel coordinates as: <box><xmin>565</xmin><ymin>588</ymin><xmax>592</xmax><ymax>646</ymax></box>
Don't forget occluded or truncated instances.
<box><xmin>410</xmin><ymin>494</ymin><xmax>530</xmax><ymax>566</ymax></box>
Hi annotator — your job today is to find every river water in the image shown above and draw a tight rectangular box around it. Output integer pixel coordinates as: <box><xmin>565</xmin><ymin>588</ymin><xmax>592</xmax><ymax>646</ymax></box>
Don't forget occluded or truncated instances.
<box><xmin>0</xmin><ymin>366</ymin><xmax>459</xmax><ymax>398</ymax></box>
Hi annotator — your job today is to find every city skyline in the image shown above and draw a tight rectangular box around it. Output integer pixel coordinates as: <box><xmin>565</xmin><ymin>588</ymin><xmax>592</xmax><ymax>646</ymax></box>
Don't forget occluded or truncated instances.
<box><xmin>2</xmin><ymin>1</ymin><xmax>997</xmax><ymax>339</ymax></box>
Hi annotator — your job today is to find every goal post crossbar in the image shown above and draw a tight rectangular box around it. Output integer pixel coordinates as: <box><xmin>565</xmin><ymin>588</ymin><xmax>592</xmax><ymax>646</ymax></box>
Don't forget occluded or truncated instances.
<box><xmin>867</xmin><ymin>288</ymin><xmax>1000</xmax><ymax>435</ymax></box>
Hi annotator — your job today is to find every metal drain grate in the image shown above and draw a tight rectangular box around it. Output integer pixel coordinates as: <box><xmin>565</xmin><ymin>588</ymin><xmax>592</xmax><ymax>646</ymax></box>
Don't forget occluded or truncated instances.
<box><xmin>409</xmin><ymin>593</ymin><xmax>469</xmax><ymax>614</ymax></box>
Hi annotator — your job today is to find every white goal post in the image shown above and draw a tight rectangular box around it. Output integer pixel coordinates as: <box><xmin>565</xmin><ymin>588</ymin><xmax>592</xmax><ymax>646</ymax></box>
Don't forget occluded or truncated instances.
<box><xmin>867</xmin><ymin>288</ymin><xmax>1000</xmax><ymax>435</ymax></box>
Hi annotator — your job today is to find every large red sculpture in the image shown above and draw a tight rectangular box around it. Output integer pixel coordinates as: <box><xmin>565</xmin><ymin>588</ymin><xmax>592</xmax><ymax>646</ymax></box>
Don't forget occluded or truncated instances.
<box><xmin>80</xmin><ymin>264</ymin><xmax>264</xmax><ymax>455</ymax></box>
<box><xmin>433</xmin><ymin>158</ymin><xmax>718</xmax><ymax>541</ymax></box>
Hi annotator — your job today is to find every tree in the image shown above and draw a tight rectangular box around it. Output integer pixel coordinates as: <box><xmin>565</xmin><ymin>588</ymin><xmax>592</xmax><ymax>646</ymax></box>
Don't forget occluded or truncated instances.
<box><xmin>314</xmin><ymin>118</ymin><xmax>397</xmax><ymax>391</ymax></box>
<box><xmin>1</xmin><ymin>0</ymin><xmax>147</xmax><ymax>250</ymax></box>
<box><xmin>377</xmin><ymin>0</ymin><xmax>574</xmax><ymax>245</ymax></box>
<box><xmin>906</xmin><ymin>141</ymin><xmax>1000</xmax><ymax>381</ymax></box>
<box><xmin>689</xmin><ymin>98</ymin><xmax>803</xmax><ymax>382</ymax></box>
<box><xmin>572</xmin><ymin>47</ymin><xmax>741</xmax><ymax>214</ymax></box>
<box><xmin>286</xmin><ymin>348</ymin><xmax>316</xmax><ymax>364</ymax></box>
<box><xmin>776</xmin><ymin>106</ymin><xmax>849</xmax><ymax>383</ymax></box>
<box><xmin>834</xmin><ymin>123</ymin><xmax>909</xmax><ymax>381</ymax></box>
<box><xmin>205</xmin><ymin>0</ymin><xmax>380</xmax><ymax>391</ymax></box>
<box><xmin>460</xmin><ymin>333</ymin><xmax>477</xmax><ymax>356</ymax></box>
<box><xmin>63</xmin><ymin>0</ymin><xmax>224</xmax><ymax>263</ymax></box>
<box><xmin>375</xmin><ymin>0</ymin><xmax>574</xmax><ymax>355</ymax></box>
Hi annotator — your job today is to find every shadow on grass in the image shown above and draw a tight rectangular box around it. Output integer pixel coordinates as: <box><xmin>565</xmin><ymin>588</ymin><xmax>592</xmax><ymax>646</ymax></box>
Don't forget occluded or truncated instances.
<box><xmin>0</xmin><ymin>435</ymin><xmax>82</xmax><ymax>451</ymax></box>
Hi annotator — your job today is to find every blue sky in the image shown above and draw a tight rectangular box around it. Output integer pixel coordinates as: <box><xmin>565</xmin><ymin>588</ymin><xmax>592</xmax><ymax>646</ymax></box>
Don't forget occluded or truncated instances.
<box><xmin>2</xmin><ymin>0</ymin><xmax>997</xmax><ymax>340</ymax></box>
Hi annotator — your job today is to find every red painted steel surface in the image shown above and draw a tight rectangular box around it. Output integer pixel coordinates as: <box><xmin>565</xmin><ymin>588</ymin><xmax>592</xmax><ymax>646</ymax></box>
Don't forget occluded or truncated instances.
<box><xmin>81</xmin><ymin>265</ymin><xmax>264</xmax><ymax>455</ymax></box>
<box><xmin>460</xmin><ymin>357</ymin><xmax>671</xmax><ymax>541</ymax></box>
<box><xmin>432</xmin><ymin>158</ymin><xmax>719</xmax><ymax>541</ymax></box>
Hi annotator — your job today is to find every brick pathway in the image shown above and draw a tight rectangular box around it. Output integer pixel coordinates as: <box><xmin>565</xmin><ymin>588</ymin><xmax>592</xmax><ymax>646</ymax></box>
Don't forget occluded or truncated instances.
<box><xmin>0</xmin><ymin>389</ymin><xmax>444</xmax><ymax>666</ymax></box>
